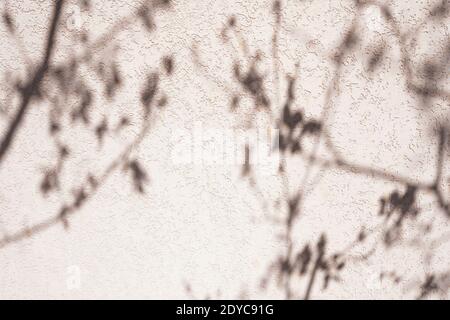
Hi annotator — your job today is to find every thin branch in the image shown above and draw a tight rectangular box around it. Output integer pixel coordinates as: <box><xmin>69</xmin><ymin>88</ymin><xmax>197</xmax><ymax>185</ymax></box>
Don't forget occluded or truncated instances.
<box><xmin>0</xmin><ymin>0</ymin><xmax>65</xmax><ymax>167</ymax></box>
<box><xmin>0</xmin><ymin>117</ymin><xmax>152</xmax><ymax>249</ymax></box>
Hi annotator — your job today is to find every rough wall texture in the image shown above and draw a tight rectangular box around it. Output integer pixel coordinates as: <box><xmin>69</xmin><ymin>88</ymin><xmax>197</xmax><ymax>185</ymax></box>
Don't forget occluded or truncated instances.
<box><xmin>0</xmin><ymin>0</ymin><xmax>449</xmax><ymax>299</ymax></box>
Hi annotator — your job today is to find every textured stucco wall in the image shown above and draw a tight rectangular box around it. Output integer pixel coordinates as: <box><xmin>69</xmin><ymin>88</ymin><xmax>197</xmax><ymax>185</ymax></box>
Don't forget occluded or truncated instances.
<box><xmin>0</xmin><ymin>0</ymin><xmax>449</xmax><ymax>299</ymax></box>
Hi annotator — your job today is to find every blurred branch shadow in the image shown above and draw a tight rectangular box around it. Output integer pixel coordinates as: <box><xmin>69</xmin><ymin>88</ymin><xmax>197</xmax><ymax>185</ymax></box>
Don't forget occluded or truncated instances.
<box><xmin>192</xmin><ymin>0</ymin><xmax>449</xmax><ymax>299</ymax></box>
<box><xmin>0</xmin><ymin>0</ymin><xmax>174</xmax><ymax>246</ymax></box>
